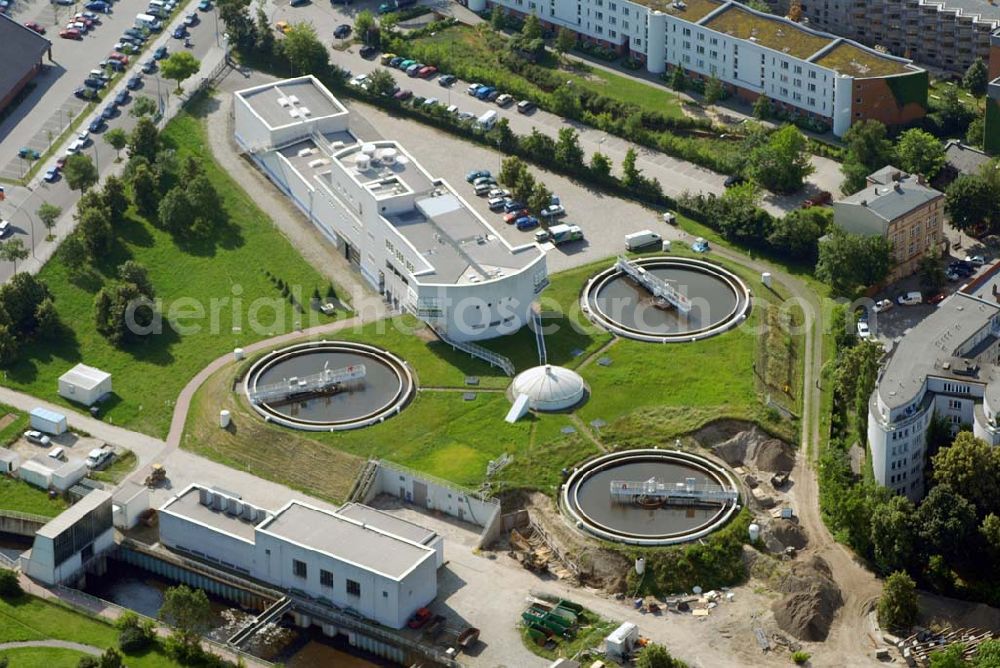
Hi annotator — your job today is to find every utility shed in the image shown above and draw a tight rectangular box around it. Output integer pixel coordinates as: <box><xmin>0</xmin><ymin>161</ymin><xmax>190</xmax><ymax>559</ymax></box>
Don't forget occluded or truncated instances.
<box><xmin>0</xmin><ymin>449</ymin><xmax>20</xmax><ymax>473</ymax></box>
<box><xmin>30</xmin><ymin>407</ymin><xmax>67</xmax><ymax>435</ymax></box>
<box><xmin>51</xmin><ymin>459</ymin><xmax>88</xmax><ymax>492</ymax></box>
<box><xmin>58</xmin><ymin>364</ymin><xmax>112</xmax><ymax>406</ymax></box>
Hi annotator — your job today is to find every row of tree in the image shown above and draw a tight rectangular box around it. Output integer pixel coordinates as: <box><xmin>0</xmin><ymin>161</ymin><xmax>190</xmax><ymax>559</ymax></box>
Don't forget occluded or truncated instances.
<box><xmin>840</xmin><ymin>120</ymin><xmax>947</xmax><ymax>194</ymax></box>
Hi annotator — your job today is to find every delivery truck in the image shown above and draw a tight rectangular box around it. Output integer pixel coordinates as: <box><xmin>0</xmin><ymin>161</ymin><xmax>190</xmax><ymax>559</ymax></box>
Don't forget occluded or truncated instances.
<box><xmin>535</xmin><ymin>223</ymin><xmax>583</xmax><ymax>246</ymax></box>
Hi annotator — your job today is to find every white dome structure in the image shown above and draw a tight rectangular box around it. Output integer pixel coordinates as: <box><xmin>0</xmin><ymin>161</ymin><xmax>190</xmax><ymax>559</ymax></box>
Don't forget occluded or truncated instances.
<box><xmin>511</xmin><ymin>364</ymin><xmax>585</xmax><ymax>412</ymax></box>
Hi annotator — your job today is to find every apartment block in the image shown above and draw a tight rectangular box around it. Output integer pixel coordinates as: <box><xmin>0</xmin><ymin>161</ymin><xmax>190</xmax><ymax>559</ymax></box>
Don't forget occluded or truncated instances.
<box><xmin>987</xmin><ymin>30</ymin><xmax>1000</xmax><ymax>155</ymax></box>
<box><xmin>833</xmin><ymin>166</ymin><xmax>944</xmax><ymax>282</ymax></box>
<box><xmin>491</xmin><ymin>0</ymin><xmax>927</xmax><ymax>135</ymax></box>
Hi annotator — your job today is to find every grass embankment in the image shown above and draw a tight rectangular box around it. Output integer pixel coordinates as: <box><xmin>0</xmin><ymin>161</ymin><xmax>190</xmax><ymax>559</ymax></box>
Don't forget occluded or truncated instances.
<box><xmin>0</xmin><ymin>105</ymin><xmax>343</xmax><ymax>438</ymax></box>
<box><xmin>185</xmin><ymin>249</ymin><xmax>800</xmax><ymax>497</ymax></box>
<box><xmin>520</xmin><ymin>605</ymin><xmax>619</xmax><ymax>661</ymax></box>
<box><xmin>0</xmin><ymin>476</ymin><xmax>67</xmax><ymax>517</ymax></box>
<box><xmin>0</xmin><ymin>404</ymin><xmax>29</xmax><ymax>446</ymax></box>
<box><xmin>90</xmin><ymin>450</ymin><xmax>137</xmax><ymax>484</ymax></box>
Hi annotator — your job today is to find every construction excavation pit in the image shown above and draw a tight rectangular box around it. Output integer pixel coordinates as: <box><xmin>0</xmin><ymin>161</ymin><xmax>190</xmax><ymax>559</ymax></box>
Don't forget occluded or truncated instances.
<box><xmin>243</xmin><ymin>341</ymin><xmax>415</xmax><ymax>431</ymax></box>
<box><xmin>562</xmin><ymin>449</ymin><xmax>741</xmax><ymax>546</ymax></box>
<box><xmin>581</xmin><ymin>256</ymin><xmax>752</xmax><ymax>342</ymax></box>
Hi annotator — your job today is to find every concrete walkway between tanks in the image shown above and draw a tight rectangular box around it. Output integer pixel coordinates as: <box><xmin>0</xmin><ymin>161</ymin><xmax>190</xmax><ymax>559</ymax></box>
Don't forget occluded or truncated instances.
<box><xmin>0</xmin><ymin>640</ymin><xmax>102</xmax><ymax>656</ymax></box>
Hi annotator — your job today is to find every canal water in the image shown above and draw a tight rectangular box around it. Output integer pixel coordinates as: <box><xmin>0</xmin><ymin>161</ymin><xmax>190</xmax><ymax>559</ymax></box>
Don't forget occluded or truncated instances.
<box><xmin>83</xmin><ymin>561</ymin><xmax>397</xmax><ymax>667</ymax></box>
<box><xmin>0</xmin><ymin>531</ymin><xmax>32</xmax><ymax>563</ymax></box>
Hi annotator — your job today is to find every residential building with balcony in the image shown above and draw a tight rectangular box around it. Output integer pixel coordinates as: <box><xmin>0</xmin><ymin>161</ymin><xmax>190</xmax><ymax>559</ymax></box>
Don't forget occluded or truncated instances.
<box><xmin>832</xmin><ymin>166</ymin><xmax>944</xmax><ymax>282</ymax></box>
<box><xmin>234</xmin><ymin>76</ymin><xmax>548</xmax><ymax>342</ymax></box>
<box><xmin>489</xmin><ymin>0</ymin><xmax>927</xmax><ymax>135</ymax></box>
<box><xmin>868</xmin><ymin>266</ymin><xmax>1000</xmax><ymax>500</ymax></box>
<box><xmin>986</xmin><ymin>30</ymin><xmax>1000</xmax><ymax>155</ymax></box>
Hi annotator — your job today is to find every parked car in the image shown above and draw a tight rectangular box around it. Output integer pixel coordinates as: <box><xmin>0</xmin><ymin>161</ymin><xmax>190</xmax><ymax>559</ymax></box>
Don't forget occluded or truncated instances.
<box><xmin>456</xmin><ymin>111</ymin><xmax>475</xmax><ymax>122</ymax></box>
<box><xmin>495</xmin><ymin>93</ymin><xmax>514</xmax><ymax>107</ymax></box>
<box><xmin>802</xmin><ymin>190</ymin><xmax>832</xmax><ymax>208</ymax></box>
<box><xmin>349</xmin><ymin>74</ymin><xmax>368</xmax><ymax>88</ymax></box>
<box><xmin>334</xmin><ymin>23</ymin><xmax>351</xmax><ymax>38</ymax></box>
<box><xmin>127</xmin><ymin>75</ymin><xmax>142</xmax><ymax>90</ymax></box>
<box><xmin>405</xmin><ymin>63</ymin><xmax>423</xmax><ymax>76</ymax></box>
<box><xmin>172</xmin><ymin>25</ymin><xmax>187</xmax><ymax>39</ymax></box>
<box><xmin>488</xmin><ymin>196</ymin><xmax>509</xmax><ymax>211</ymax></box>
<box><xmin>125</xmin><ymin>28</ymin><xmax>148</xmax><ymax>41</ymax></box>
<box><xmin>472</xmin><ymin>175</ymin><xmax>494</xmax><ymax>187</ymax></box>
<box><xmin>966</xmin><ymin>255</ymin><xmax>986</xmax><ymax>267</ymax></box>
<box><xmin>418</xmin><ymin>65</ymin><xmax>437</xmax><ymax>78</ymax></box>
<box><xmin>24</xmin><ymin>430</ymin><xmax>51</xmax><ymax>447</ymax></box>
<box><xmin>101</xmin><ymin>104</ymin><xmax>117</xmax><ymax>119</ymax></box>
<box><xmin>474</xmin><ymin>86</ymin><xmax>495</xmax><ymax>100</ymax></box>
<box><xmin>289</xmin><ymin>0</ymin><xmax>309</xmax><ymax>6</ymax></box>
<box><xmin>856</xmin><ymin>320</ymin><xmax>870</xmax><ymax>339</ymax></box>
<box><xmin>515</xmin><ymin>215</ymin><xmax>539</xmax><ymax>231</ymax></box>
<box><xmin>473</xmin><ymin>181</ymin><xmax>496</xmax><ymax>195</ymax></box>
<box><xmin>398</xmin><ymin>59</ymin><xmax>416</xmax><ymax>71</ymax></box>
<box><xmin>142</xmin><ymin>60</ymin><xmax>157</xmax><ymax>74</ymax></box>
<box><xmin>86</xmin><ymin>447</ymin><xmax>114</xmax><ymax>469</ymax></box>
<box><xmin>83</xmin><ymin>77</ymin><xmax>105</xmax><ymax>90</ymax></box>
<box><xmin>540</xmin><ymin>204</ymin><xmax>565</xmax><ymax>219</ymax></box>
<box><xmin>109</xmin><ymin>51</ymin><xmax>129</xmax><ymax>63</ymax></box>
<box><xmin>465</xmin><ymin>169</ymin><xmax>490</xmax><ymax>183</ymax></box>
<box><xmin>504</xmin><ymin>209</ymin><xmax>528</xmax><ymax>223</ymax></box>
<box><xmin>65</xmin><ymin>138</ymin><xmax>85</xmax><ymax>155</ymax></box>
<box><xmin>503</xmin><ymin>200</ymin><xmax>526</xmax><ymax>214</ymax></box>
<box><xmin>438</xmin><ymin>74</ymin><xmax>456</xmax><ymax>86</ymax></box>
<box><xmin>380</xmin><ymin>52</ymin><xmax>397</xmax><ymax>65</ymax></box>
<box><xmin>114</xmin><ymin>89</ymin><xmax>130</xmax><ymax>105</ymax></box>
<box><xmin>24</xmin><ymin>21</ymin><xmax>45</xmax><ymax>33</ymax></box>
<box><xmin>487</xmin><ymin>188</ymin><xmax>510</xmax><ymax>199</ymax></box>
<box><xmin>88</xmin><ymin>117</ymin><xmax>105</xmax><ymax>132</ymax></box>
<box><xmin>86</xmin><ymin>1</ymin><xmax>110</xmax><ymax>12</ymax></box>
<box><xmin>485</xmin><ymin>89</ymin><xmax>501</xmax><ymax>102</ymax></box>
<box><xmin>359</xmin><ymin>44</ymin><xmax>377</xmax><ymax>59</ymax></box>
<box><xmin>896</xmin><ymin>291</ymin><xmax>923</xmax><ymax>306</ymax></box>
<box><xmin>43</xmin><ymin>168</ymin><xmax>60</xmax><ymax>183</ymax></box>
<box><xmin>423</xmin><ymin>97</ymin><xmax>439</xmax><ymax>107</ymax></box>
<box><xmin>75</xmin><ymin>86</ymin><xmax>98</xmax><ymax>100</ymax></box>
<box><xmin>408</xmin><ymin>608</ymin><xmax>433</xmax><ymax>630</ymax></box>
<box><xmin>872</xmin><ymin>298</ymin><xmax>893</xmax><ymax>313</ymax></box>
<box><xmin>389</xmin><ymin>56</ymin><xmax>404</xmax><ymax>68</ymax></box>
<box><xmin>184</xmin><ymin>12</ymin><xmax>198</xmax><ymax>26</ymax></box>
<box><xmin>59</xmin><ymin>28</ymin><xmax>82</xmax><ymax>39</ymax></box>
<box><xmin>516</xmin><ymin>99</ymin><xmax>536</xmax><ymax>113</ymax></box>
<box><xmin>393</xmin><ymin>89</ymin><xmax>412</xmax><ymax>100</ymax></box>
<box><xmin>467</xmin><ymin>83</ymin><xmax>483</xmax><ymax>96</ymax></box>
<box><xmin>928</xmin><ymin>292</ymin><xmax>948</xmax><ymax>305</ymax></box>
<box><xmin>0</xmin><ymin>220</ymin><xmax>10</xmax><ymax>238</ymax></box>
<box><xmin>274</xmin><ymin>20</ymin><xmax>289</xmax><ymax>33</ymax></box>
<box><xmin>114</xmin><ymin>42</ymin><xmax>138</xmax><ymax>54</ymax></box>
<box><xmin>198</xmin><ymin>0</ymin><xmax>212</xmax><ymax>10</ymax></box>
<box><xmin>154</xmin><ymin>45</ymin><xmax>168</xmax><ymax>59</ymax></box>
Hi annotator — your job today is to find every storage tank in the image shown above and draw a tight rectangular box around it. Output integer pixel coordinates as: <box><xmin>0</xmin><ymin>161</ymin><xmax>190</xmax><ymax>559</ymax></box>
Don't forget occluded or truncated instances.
<box><xmin>220</xmin><ymin>410</ymin><xmax>231</xmax><ymax>429</ymax></box>
<box><xmin>761</xmin><ymin>272</ymin><xmax>772</xmax><ymax>288</ymax></box>
<box><xmin>635</xmin><ymin>556</ymin><xmax>646</xmax><ymax>575</ymax></box>
<box><xmin>234</xmin><ymin>348</ymin><xmax>245</xmax><ymax>361</ymax></box>
<box><xmin>510</xmin><ymin>365</ymin><xmax>586</xmax><ymax>412</ymax></box>
<box><xmin>748</xmin><ymin>523</ymin><xmax>761</xmax><ymax>542</ymax></box>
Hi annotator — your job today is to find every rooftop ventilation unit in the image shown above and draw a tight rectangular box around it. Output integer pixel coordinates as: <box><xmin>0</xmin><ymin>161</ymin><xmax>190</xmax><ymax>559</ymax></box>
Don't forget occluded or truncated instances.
<box><xmin>329</xmin><ymin>140</ymin><xmax>345</xmax><ymax>151</ymax></box>
<box><xmin>289</xmin><ymin>109</ymin><xmax>301</xmax><ymax>118</ymax></box>
<box><xmin>380</xmin><ymin>148</ymin><xmax>398</xmax><ymax>165</ymax></box>
<box><xmin>198</xmin><ymin>487</ymin><xmax>211</xmax><ymax>506</ymax></box>
<box><xmin>297</xmin><ymin>147</ymin><xmax>316</xmax><ymax>158</ymax></box>
<box><xmin>308</xmin><ymin>158</ymin><xmax>329</xmax><ymax>168</ymax></box>
<box><xmin>300</xmin><ymin>106</ymin><xmax>312</xmax><ymax>117</ymax></box>
<box><xmin>227</xmin><ymin>500</ymin><xmax>244</xmax><ymax>517</ymax></box>
<box><xmin>361</xmin><ymin>143</ymin><xmax>378</xmax><ymax>156</ymax></box>
<box><xmin>356</xmin><ymin>154</ymin><xmax>372</xmax><ymax>171</ymax></box>
<box><xmin>288</xmin><ymin>95</ymin><xmax>300</xmax><ymax>105</ymax></box>
<box><xmin>277</xmin><ymin>97</ymin><xmax>291</xmax><ymax>108</ymax></box>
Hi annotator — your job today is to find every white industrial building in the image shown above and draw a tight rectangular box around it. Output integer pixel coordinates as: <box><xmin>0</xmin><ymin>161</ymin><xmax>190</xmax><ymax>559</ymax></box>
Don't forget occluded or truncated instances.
<box><xmin>58</xmin><ymin>364</ymin><xmax>112</xmax><ymax>407</ymax></box>
<box><xmin>18</xmin><ymin>455</ymin><xmax>87</xmax><ymax>492</ymax></box>
<box><xmin>868</xmin><ymin>265</ymin><xmax>1000</xmax><ymax>500</ymax></box>
<box><xmin>24</xmin><ymin>490</ymin><xmax>114</xmax><ymax>585</ymax></box>
<box><xmin>233</xmin><ymin>76</ymin><xmax>548</xmax><ymax>342</ymax></box>
<box><xmin>0</xmin><ymin>449</ymin><xmax>20</xmax><ymax>474</ymax></box>
<box><xmin>158</xmin><ymin>484</ymin><xmax>440</xmax><ymax>629</ymax></box>
<box><xmin>488</xmin><ymin>0</ymin><xmax>927</xmax><ymax>135</ymax></box>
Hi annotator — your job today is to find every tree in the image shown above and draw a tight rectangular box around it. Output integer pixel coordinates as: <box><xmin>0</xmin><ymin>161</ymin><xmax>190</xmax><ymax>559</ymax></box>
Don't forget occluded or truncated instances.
<box><xmin>34</xmin><ymin>297</ymin><xmax>58</xmax><ymax>337</ymax></box>
<box><xmin>621</xmin><ymin>147</ymin><xmax>642</xmax><ymax>187</ymax></box>
<box><xmin>130</xmin><ymin>163</ymin><xmax>159</xmax><ymax>218</ymax></box>
<box><xmin>94</xmin><ymin>280</ymin><xmax>156</xmax><ymax>346</ymax></box>
<box><xmin>964</xmin><ymin>58</ymin><xmax>989</xmax><ymax>96</ymax></box>
<box><xmin>966</xmin><ymin>116</ymin><xmax>985</xmax><ymax>149</ymax></box>
<box><xmin>550</xmin><ymin>85</ymin><xmax>581</xmax><ymax>118</ymax></box>
<box><xmin>919</xmin><ymin>251</ymin><xmax>946</xmax><ymax>291</ymax></box>
<box><xmin>160</xmin><ymin>52</ymin><xmax>201</xmax><ymax>94</ymax></box>
<box><xmin>102</xmin><ymin>175</ymin><xmax>129</xmax><ymax>226</ymax></box>
<box><xmin>489</xmin><ymin>5</ymin><xmax>505</xmax><ymax>31</ymax></box>
<box><xmin>159</xmin><ymin>585</ymin><xmax>212</xmax><ymax>648</ymax></box>
<box><xmin>217</xmin><ymin>0</ymin><xmax>256</xmax><ymax>49</ymax></box>
<box><xmin>703</xmin><ymin>75</ymin><xmax>725</xmax><ymax>104</ymax></box>
<box><xmin>98</xmin><ymin>647</ymin><xmax>124</xmax><ymax>668</ymax></box>
<box><xmin>158</xmin><ymin>187</ymin><xmax>194</xmax><ymax>235</ymax></box>
<box><xmin>512</xmin><ymin>170</ymin><xmax>536</xmax><ymax>206</ymax></box>
<box><xmin>103</xmin><ymin>128</ymin><xmax>128</xmax><ymax>162</ymax></box>
<box><xmin>78</xmin><ymin>206</ymin><xmax>113</xmax><ymax>259</ymax></box>
<box><xmin>522</xmin><ymin>13</ymin><xmax>542</xmax><ymax>40</ymax></box>
<box><xmin>0</xmin><ymin>568</ymin><xmax>22</xmax><ymax>598</ymax></box>
<box><xmin>752</xmin><ymin>94</ymin><xmax>772</xmax><ymax>119</ymax></box>
<box><xmin>281</xmin><ymin>22</ymin><xmax>329</xmax><ymax>74</ymax></box>
<box><xmin>554</xmin><ymin>128</ymin><xmax>585</xmax><ymax>170</ymax></box>
<box><xmin>931</xmin><ymin>432</ymin><xmax>1000</xmax><ymax>517</ymax></box>
<box><xmin>130</xmin><ymin>95</ymin><xmax>158</xmax><ymax>118</ymax></box>
<box><xmin>0</xmin><ymin>239</ymin><xmax>29</xmax><ymax>275</ymax></box>
<box><xmin>717</xmin><ymin>182</ymin><xmax>773</xmax><ymax>243</ymax></box>
<box><xmin>118</xmin><ymin>260</ymin><xmax>155</xmax><ymax>299</ymax></box>
<box><xmin>590</xmin><ymin>152</ymin><xmax>612</xmax><ymax>180</ymax></box>
<box><xmin>499</xmin><ymin>156</ymin><xmax>529</xmax><ymax>190</ymax></box>
<box><xmin>878</xmin><ymin>571</ymin><xmax>918</xmax><ymax>631</ymax></box>
<box><xmin>527</xmin><ymin>181</ymin><xmax>553</xmax><ymax>216</ymax></box>
<box><xmin>187</xmin><ymin>175</ymin><xmax>223</xmax><ymax>227</ymax></box>
<box><xmin>0</xmin><ymin>326</ymin><xmax>18</xmax><ymax>367</ymax></box>
<box><xmin>635</xmin><ymin>643</ymin><xmax>683</xmax><ymax>668</ymax></box>
<box><xmin>945</xmin><ymin>174</ymin><xmax>997</xmax><ymax>235</ymax></box>
<box><xmin>254</xmin><ymin>6</ymin><xmax>275</xmax><ymax>55</ymax></box>
<box><xmin>366</xmin><ymin>68</ymin><xmax>397</xmax><ymax>97</ymax></box>
<box><xmin>928</xmin><ymin>644</ymin><xmax>968</xmax><ymax>668</ymax></box>
<box><xmin>896</xmin><ymin>129</ymin><xmax>945</xmax><ymax>179</ymax></box>
<box><xmin>767</xmin><ymin>207</ymin><xmax>829</xmax><ymax>262</ymax></box>
<box><xmin>555</xmin><ymin>27</ymin><xmax>575</xmax><ymax>58</ymax></box>
<box><xmin>63</xmin><ymin>153</ymin><xmax>98</xmax><ymax>192</ymax></box>
<box><xmin>354</xmin><ymin>10</ymin><xmax>376</xmax><ymax>44</ymax></box>
<box><xmin>668</xmin><ymin>66</ymin><xmax>686</xmax><ymax>92</ymax></box>
<box><xmin>60</xmin><ymin>234</ymin><xmax>88</xmax><ymax>276</ymax></box>
<box><xmin>746</xmin><ymin>125</ymin><xmax>815</xmax><ymax>194</ymax></box>
<box><xmin>918</xmin><ymin>483</ymin><xmax>978</xmax><ymax>562</ymax></box>
<box><xmin>815</xmin><ymin>228</ymin><xmax>893</xmax><ymax>294</ymax></box>
<box><xmin>870</xmin><ymin>494</ymin><xmax>916</xmax><ymax>573</ymax></box>
<box><xmin>37</xmin><ymin>202</ymin><xmax>62</xmax><ymax>236</ymax></box>
<box><xmin>840</xmin><ymin>120</ymin><xmax>894</xmax><ymax>194</ymax></box>
<box><xmin>129</xmin><ymin>118</ymin><xmax>160</xmax><ymax>163</ymax></box>
<box><xmin>0</xmin><ymin>273</ymin><xmax>50</xmax><ymax>338</ymax></box>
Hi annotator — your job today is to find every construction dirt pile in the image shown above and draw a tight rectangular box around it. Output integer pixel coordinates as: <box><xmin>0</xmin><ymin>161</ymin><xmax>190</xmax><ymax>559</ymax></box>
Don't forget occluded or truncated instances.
<box><xmin>709</xmin><ymin>427</ymin><xmax>795</xmax><ymax>473</ymax></box>
<box><xmin>771</xmin><ymin>556</ymin><xmax>843</xmax><ymax>641</ymax></box>
<box><xmin>763</xmin><ymin>519</ymin><xmax>809</xmax><ymax>553</ymax></box>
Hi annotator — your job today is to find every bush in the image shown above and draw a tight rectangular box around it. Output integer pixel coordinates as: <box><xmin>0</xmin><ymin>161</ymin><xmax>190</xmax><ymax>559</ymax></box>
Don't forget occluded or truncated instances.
<box><xmin>0</xmin><ymin>568</ymin><xmax>22</xmax><ymax>598</ymax></box>
<box><xmin>77</xmin><ymin>658</ymin><xmax>99</xmax><ymax>668</ymax></box>
<box><xmin>791</xmin><ymin>650</ymin><xmax>811</xmax><ymax>664</ymax></box>
<box><xmin>119</xmin><ymin>624</ymin><xmax>153</xmax><ymax>653</ymax></box>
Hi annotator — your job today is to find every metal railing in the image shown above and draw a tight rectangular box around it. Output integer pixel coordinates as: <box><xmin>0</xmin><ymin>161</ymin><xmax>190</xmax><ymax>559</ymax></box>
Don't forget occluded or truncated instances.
<box><xmin>531</xmin><ymin>309</ymin><xmax>547</xmax><ymax>366</ymax></box>
<box><xmin>0</xmin><ymin>508</ymin><xmax>53</xmax><ymax>524</ymax></box>
<box><xmin>609</xmin><ymin>479</ymin><xmax>739</xmax><ymax>505</ymax></box>
<box><xmin>248</xmin><ymin>363</ymin><xmax>366</xmax><ymax>404</ymax></box>
<box><xmin>430</xmin><ymin>324</ymin><xmax>514</xmax><ymax>376</ymax></box>
<box><xmin>616</xmin><ymin>255</ymin><xmax>692</xmax><ymax>313</ymax></box>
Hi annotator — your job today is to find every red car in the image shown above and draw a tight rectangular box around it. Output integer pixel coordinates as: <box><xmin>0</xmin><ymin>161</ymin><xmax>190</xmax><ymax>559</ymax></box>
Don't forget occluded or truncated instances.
<box><xmin>24</xmin><ymin>21</ymin><xmax>45</xmax><ymax>34</ymax></box>
<box><xmin>109</xmin><ymin>52</ymin><xmax>129</xmax><ymax>63</ymax></box>
<box><xmin>407</xmin><ymin>608</ymin><xmax>432</xmax><ymax>629</ymax></box>
<box><xmin>418</xmin><ymin>65</ymin><xmax>437</xmax><ymax>78</ymax></box>
<box><xmin>56</xmin><ymin>157</ymin><xmax>67</xmax><ymax>169</ymax></box>
<box><xmin>59</xmin><ymin>28</ymin><xmax>81</xmax><ymax>39</ymax></box>
<box><xmin>504</xmin><ymin>209</ymin><xmax>528</xmax><ymax>224</ymax></box>
<box><xmin>928</xmin><ymin>292</ymin><xmax>948</xmax><ymax>305</ymax></box>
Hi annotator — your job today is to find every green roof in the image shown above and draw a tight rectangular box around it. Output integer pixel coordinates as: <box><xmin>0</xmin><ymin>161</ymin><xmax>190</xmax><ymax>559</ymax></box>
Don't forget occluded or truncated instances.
<box><xmin>813</xmin><ymin>42</ymin><xmax>911</xmax><ymax>78</ymax></box>
<box><xmin>703</xmin><ymin>5</ymin><xmax>833</xmax><ymax>59</ymax></box>
<box><xmin>643</xmin><ymin>0</ymin><xmax>724</xmax><ymax>22</ymax></box>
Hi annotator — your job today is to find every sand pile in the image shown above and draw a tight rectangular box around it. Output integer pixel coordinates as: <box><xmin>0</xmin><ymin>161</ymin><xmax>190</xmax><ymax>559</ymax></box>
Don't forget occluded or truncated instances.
<box><xmin>772</xmin><ymin>556</ymin><xmax>843</xmax><ymax>641</ymax></box>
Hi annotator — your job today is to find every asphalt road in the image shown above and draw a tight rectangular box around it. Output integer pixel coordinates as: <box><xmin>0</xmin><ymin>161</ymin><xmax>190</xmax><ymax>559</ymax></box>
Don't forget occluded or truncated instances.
<box><xmin>0</xmin><ymin>0</ymin><xmax>223</xmax><ymax>282</ymax></box>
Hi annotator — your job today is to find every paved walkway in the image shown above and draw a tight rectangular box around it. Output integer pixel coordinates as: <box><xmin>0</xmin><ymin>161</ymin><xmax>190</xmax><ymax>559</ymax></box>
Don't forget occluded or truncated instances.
<box><xmin>0</xmin><ymin>639</ymin><xmax>102</xmax><ymax>656</ymax></box>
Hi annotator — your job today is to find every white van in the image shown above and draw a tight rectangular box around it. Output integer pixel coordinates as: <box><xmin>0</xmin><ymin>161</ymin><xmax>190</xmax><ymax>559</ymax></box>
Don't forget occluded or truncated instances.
<box><xmin>896</xmin><ymin>291</ymin><xmax>923</xmax><ymax>306</ymax></box>
<box><xmin>135</xmin><ymin>13</ymin><xmax>160</xmax><ymax>30</ymax></box>
<box><xmin>624</xmin><ymin>230</ymin><xmax>662</xmax><ymax>251</ymax></box>
<box><xmin>476</xmin><ymin>110</ymin><xmax>498</xmax><ymax>130</ymax></box>
<box><xmin>148</xmin><ymin>0</ymin><xmax>165</xmax><ymax>8</ymax></box>
<box><xmin>47</xmin><ymin>446</ymin><xmax>65</xmax><ymax>461</ymax></box>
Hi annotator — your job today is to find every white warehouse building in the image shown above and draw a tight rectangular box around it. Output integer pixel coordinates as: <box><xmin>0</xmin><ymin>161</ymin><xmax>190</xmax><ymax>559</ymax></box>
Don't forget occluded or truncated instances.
<box><xmin>234</xmin><ymin>76</ymin><xmax>548</xmax><ymax>342</ymax></box>
<box><xmin>868</xmin><ymin>265</ymin><xmax>1000</xmax><ymax>500</ymax></box>
<box><xmin>159</xmin><ymin>484</ymin><xmax>441</xmax><ymax>629</ymax></box>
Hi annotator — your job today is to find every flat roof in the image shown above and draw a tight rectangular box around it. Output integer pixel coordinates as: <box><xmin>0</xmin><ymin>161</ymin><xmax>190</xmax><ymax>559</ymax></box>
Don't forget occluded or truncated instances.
<box><xmin>337</xmin><ymin>502</ymin><xmax>437</xmax><ymax>545</ymax></box>
<box><xmin>59</xmin><ymin>363</ymin><xmax>110</xmax><ymax>390</ymax></box>
<box><xmin>813</xmin><ymin>42</ymin><xmax>911</xmax><ymax>78</ymax></box>
<box><xmin>258</xmin><ymin>501</ymin><xmax>434</xmax><ymax>580</ymax></box>
<box><xmin>0</xmin><ymin>14</ymin><xmax>50</xmax><ymax>108</ymax></box>
<box><xmin>646</xmin><ymin>0</ymin><xmax>725</xmax><ymax>22</ymax></box>
<box><xmin>160</xmin><ymin>486</ymin><xmax>261</xmax><ymax>542</ymax></box>
<box><xmin>37</xmin><ymin>490</ymin><xmax>111</xmax><ymax>539</ymax></box>
<box><xmin>237</xmin><ymin>76</ymin><xmax>347</xmax><ymax>131</ymax></box>
<box><xmin>703</xmin><ymin>5</ymin><xmax>833</xmax><ymax>59</ymax></box>
<box><xmin>29</xmin><ymin>407</ymin><xmax>65</xmax><ymax>422</ymax></box>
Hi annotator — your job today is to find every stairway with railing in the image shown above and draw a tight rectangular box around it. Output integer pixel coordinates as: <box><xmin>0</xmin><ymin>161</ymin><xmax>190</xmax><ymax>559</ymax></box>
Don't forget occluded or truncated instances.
<box><xmin>430</xmin><ymin>325</ymin><xmax>514</xmax><ymax>376</ymax></box>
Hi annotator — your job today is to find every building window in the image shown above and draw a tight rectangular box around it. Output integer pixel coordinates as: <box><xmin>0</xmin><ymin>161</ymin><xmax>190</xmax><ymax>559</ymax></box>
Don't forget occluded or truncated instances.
<box><xmin>347</xmin><ymin>579</ymin><xmax>361</xmax><ymax>596</ymax></box>
<box><xmin>320</xmin><ymin>569</ymin><xmax>333</xmax><ymax>587</ymax></box>
<box><xmin>383</xmin><ymin>590</ymin><xmax>389</xmax><ymax>598</ymax></box>
<box><xmin>293</xmin><ymin>560</ymin><xmax>307</xmax><ymax>579</ymax></box>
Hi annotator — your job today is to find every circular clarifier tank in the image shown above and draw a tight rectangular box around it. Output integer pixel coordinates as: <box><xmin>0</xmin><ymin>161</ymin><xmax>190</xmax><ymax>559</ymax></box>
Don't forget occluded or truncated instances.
<box><xmin>582</xmin><ymin>256</ymin><xmax>751</xmax><ymax>343</ymax></box>
<box><xmin>562</xmin><ymin>449</ymin><xmax>740</xmax><ymax>546</ymax></box>
<box><xmin>243</xmin><ymin>341</ymin><xmax>414</xmax><ymax>431</ymax></box>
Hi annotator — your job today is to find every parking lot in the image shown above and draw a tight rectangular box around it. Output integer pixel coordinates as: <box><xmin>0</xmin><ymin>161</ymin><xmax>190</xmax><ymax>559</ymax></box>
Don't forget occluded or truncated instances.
<box><xmin>0</xmin><ymin>0</ymin><xmax>220</xmax><ymax>182</ymax></box>
<box><xmin>7</xmin><ymin>427</ymin><xmax>110</xmax><ymax>471</ymax></box>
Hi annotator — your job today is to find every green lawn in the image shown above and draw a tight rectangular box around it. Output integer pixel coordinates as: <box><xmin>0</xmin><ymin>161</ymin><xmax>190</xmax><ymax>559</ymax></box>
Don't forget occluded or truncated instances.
<box><xmin>0</xmin><ymin>476</ymin><xmax>67</xmax><ymax>517</ymax></box>
<box><xmin>90</xmin><ymin>450</ymin><xmax>137</xmax><ymax>484</ymax></box>
<box><xmin>0</xmin><ymin>103</ymin><xmax>342</xmax><ymax>438</ymax></box>
<box><xmin>0</xmin><ymin>595</ymin><xmax>179</xmax><ymax>667</ymax></box>
<box><xmin>0</xmin><ymin>404</ymin><xmax>29</xmax><ymax>446</ymax></box>
<box><xmin>0</xmin><ymin>647</ymin><xmax>92</xmax><ymax>667</ymax></box>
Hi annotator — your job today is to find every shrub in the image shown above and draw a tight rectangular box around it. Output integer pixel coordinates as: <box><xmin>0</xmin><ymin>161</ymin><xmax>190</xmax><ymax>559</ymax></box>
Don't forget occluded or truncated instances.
<box><xmin>791</xmin><ymin>650</ymin><xmax>811</xmax><ymax>664</ymax></box>
<box><xmin>77</xmin><ymin>658</ymin><xmax>99</xmax><ymax>668</ymax></box>
<box><xmin>0</xmin><ymin>568</ymin><xmax>22</xmax><ymax>598</ymax></box>
<box><xmin>119</xmin><ymin>624</ymin><xmax>153</xmax><ymax>653</ymax></box>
